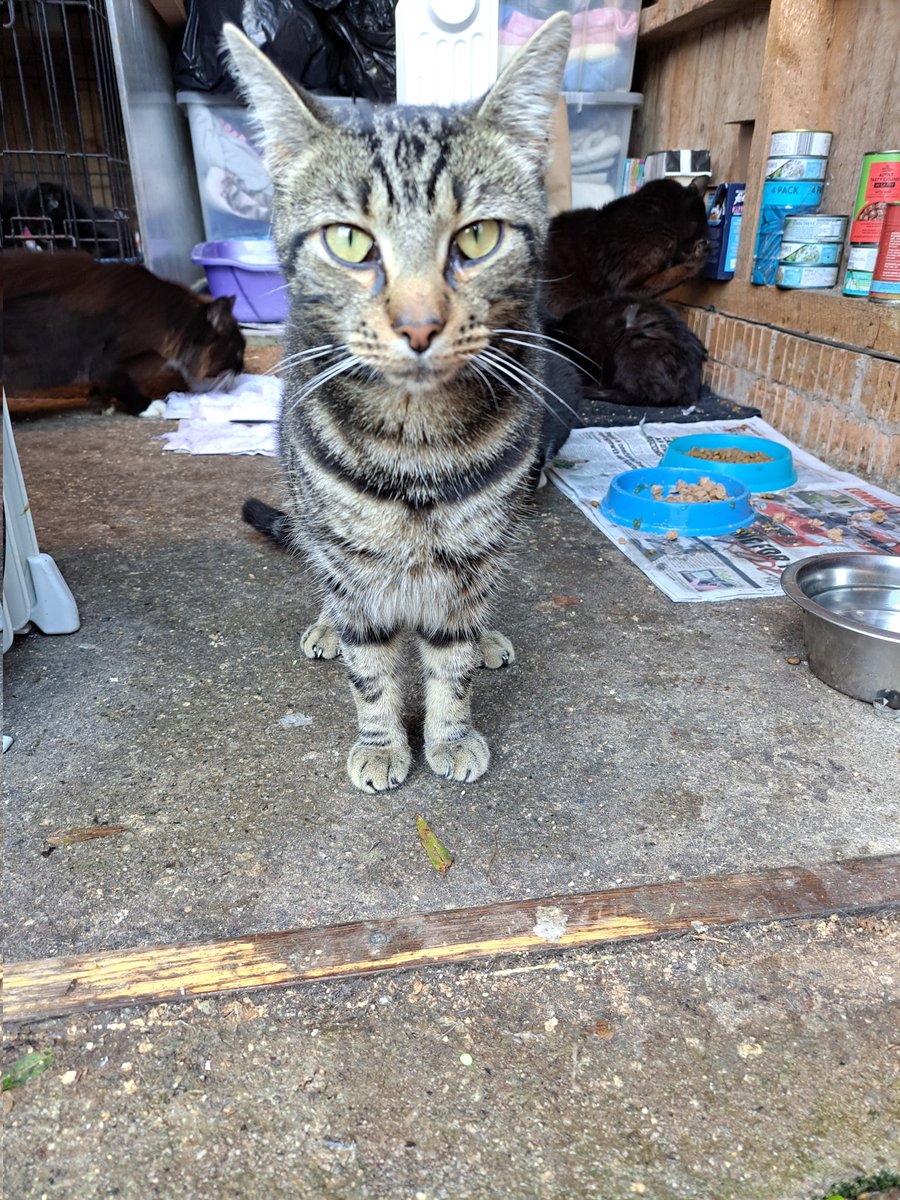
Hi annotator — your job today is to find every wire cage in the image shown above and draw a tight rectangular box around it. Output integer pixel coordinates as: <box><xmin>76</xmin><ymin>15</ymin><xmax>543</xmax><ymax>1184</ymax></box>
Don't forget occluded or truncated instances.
<box><xmin>1</xmin><ymin>0</ymin><xmax>139</xmax><ymax>260</ymax></box>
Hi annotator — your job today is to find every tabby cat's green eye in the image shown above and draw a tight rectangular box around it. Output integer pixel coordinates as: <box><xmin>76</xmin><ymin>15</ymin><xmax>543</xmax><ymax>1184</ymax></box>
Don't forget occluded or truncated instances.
<box><xmin>454</xmin><ymin>220</ymin><xmax>502</xmax><ymax>262</ymax></box>
<box><xmin>323</xmin><ymin>224</ymin><xmax>376</xmax><ymax>265</ymax></box>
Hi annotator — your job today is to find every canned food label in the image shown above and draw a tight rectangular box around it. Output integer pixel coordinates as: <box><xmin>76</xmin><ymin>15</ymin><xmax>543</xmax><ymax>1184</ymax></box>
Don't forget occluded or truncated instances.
<box><xmin>842</xmin><ymin>268</ymin><xmax>873</xmax><ymax>297</ymax></box>
<box><xmin>775</xmin><ymin>264</ymin><xmax>839</xmax><ymax>288</ymax></box>
<box><xmin>769</xmin><ymin>131</ymin><xmax>832</xmax><ymax>157</ymax></box>
<box><xmin>765</xmin><ymin>156</ymin><xmax>828</xmax><ymax>182</ymax></box>
<box><xmin>850</xmin><ymin>152</ymin><xmax>900</xmax><ymax>242</ymax></box>
<box><xmin>762</xmin><ymin>179</ymin><xmax>825</xmax><ymax>206</ymax></box>
<box><xmin>782</xmin><ymin>214</ymin><xmax>847</xmax><ymax>242</ymax></box>
<box><xmin>778</xmin><ymin>241</ymin><xmax>842</xmax><ymax>266</ymax></box>
<box><xmin>846</xmin><ymin>244</ymin><xmax>879</xmax><ymax>270</ymax></box>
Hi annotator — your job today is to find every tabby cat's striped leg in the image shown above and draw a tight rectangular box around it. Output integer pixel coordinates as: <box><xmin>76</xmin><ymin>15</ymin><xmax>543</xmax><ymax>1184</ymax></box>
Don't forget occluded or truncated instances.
<box><xmin>342</xmin><ymin>632</ymin><xmax>411</xmax><ymax>792</ymax></box>
<box><xmin>417</xmin><ymin>632</ymin><xmax>489</xmax><ymax>783</ymax></box>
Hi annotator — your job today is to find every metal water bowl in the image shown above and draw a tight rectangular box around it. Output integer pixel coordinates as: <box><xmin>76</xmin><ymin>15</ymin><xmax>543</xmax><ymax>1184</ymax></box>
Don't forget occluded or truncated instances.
<box><xmin>781</xmin><ymin>553</ymin><xmax>900</xmax><ymax>704</ymax></box>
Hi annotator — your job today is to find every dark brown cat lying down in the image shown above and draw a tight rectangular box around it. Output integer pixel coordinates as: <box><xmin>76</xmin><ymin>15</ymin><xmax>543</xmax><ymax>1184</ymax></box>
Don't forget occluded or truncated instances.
<box><xmin>543</xmin><ymin>178</ymin><xmax>710</xmax><ymax>318</ymax></box>
<box><xmin>3</xmin><ymin>249</ymin><xmax>245</xmax><ymax>414</ymax></box>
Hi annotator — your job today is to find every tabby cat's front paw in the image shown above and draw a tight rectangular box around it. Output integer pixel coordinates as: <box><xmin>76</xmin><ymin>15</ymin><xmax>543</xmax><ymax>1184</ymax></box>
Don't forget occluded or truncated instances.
<box><xmin>425</xmin><ymin>730</ymin><xmax>490</xmax><ymax>783</ymax></box>
<box><xmin>301</xmin><ymin>621</ymin><xmax>341</xmax><ymax>660</ymax></box>
<box><xmin>347</xmin><ymin>742</ymin><xmax>412</xmax><ymax>792</ymax></box>
<box><xmin>479</xmin><ymin>630</ymin><xmax>515</xmax><ymax>669</ymax></box>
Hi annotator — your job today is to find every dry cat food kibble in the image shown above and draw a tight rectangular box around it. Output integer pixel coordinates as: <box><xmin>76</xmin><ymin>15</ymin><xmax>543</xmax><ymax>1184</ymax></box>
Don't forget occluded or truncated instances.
<box><xmin>685</xmin><ymin>445</ymin><xmax>774</xmax><ymax>464</ymax></box>
<box><xmin>665</xmin><ymin>476</ymin><xmax>729</xmax><ymax>503</ymax></box>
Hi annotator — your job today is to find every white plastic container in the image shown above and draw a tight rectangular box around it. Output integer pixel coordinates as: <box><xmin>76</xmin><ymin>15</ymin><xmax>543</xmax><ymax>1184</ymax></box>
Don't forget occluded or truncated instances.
<box><xmin>177</xmin><ymin>92</ymin><xmax>274</xmax><ymax>242</ymax></box>
<box><xmin>178</xmin><ymin>93</ymin><xmax>364</xmax><ymax>242</ymax></box>
<box><xmin>566</xmin><ymin>90</ymin><xmax>642</xmax><ymax>207</ymax></box>
<box><xmin>499</xmin><ymin>1</ymin><xmax>640</xmax><ymax>93</ymax></box>
<box><xmin>395</xmin><ymin>0</ymin><xmax>499</xmax><ymax>104</ymax></box>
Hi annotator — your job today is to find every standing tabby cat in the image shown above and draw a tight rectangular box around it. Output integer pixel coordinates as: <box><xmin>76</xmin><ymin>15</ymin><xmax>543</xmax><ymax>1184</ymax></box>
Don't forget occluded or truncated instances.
<box><xmin>225</xmin><ymin>16</ymin><xmax>571</xmax><ymax>792</ymax></box>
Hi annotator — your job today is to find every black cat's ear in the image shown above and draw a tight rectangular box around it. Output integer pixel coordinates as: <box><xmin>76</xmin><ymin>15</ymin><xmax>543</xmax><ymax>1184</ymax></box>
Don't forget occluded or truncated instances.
<box><xmin>688</xmin><ymin>175</ymin><xmax>711</xmax><ymax>195</ymax></box>
<box><xmin>206</xmin><ymin>295</ymin><xmax>236</xmax><ymax>332</ymax></box>
<box><xmin>222</xmin><ymin>25</ymin><xmax>333</xmax><ymax>171</ymax></box>
<box><xmin>475</xmin><ymin>12</ymin><xmax>570</xmax><ymax>170</ymax></box>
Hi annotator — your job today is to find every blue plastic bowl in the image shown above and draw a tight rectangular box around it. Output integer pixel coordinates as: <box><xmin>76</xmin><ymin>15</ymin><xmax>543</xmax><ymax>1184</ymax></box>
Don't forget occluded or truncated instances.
<box><xmin>600</xmin><ymin>467</ymin><xmax>755</xmax><ymax>537</ymax></box>
<box><xmin>659</xmin><ymin>433</ymin><xmax>796</xmax><ymax>492</ymax></box>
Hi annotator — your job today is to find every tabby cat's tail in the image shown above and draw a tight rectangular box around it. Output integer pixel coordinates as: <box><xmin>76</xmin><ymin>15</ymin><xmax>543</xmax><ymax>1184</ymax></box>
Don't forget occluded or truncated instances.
<box><xmin>241</xmin><ymin>497</ymin><xmax>292</xmax><ymax>547</ymax></box>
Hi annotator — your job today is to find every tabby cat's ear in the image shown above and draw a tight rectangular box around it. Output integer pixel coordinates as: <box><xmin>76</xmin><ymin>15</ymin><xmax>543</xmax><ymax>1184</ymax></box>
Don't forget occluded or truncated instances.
<box><xmin>221</xmin><ymin>25</ymin><xmax>332</xmax><ymax>171</ymax></box>
<box><xmin>475</xmin><ymin>12</ymin><xmax>570</xmax><ymax>169</ymax></box>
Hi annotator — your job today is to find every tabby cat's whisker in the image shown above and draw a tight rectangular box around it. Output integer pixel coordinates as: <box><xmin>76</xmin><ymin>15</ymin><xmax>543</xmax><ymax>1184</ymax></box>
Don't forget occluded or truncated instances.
<box><xmin>265</xmin><ymin>344</ymin><xmax>342</xmax><ymax>378</ymax></box>
<box><xmin>466</xmin><ymin>358</ymin><xmax>500</xmax><ymax>409</ymax></box>
<box><xmin>498</xmin><ymin>335</ymin><xmax>603</xmax><ymax>390</ymax></box>
<box><xmin>493</xmin><ymin>327</ymin><xmax>601</xmax><ymax>378</ymax></box>
<box><xmin>284</xmin><ymin>354</ymin><xmax>363</xmax><ymax>414</ymax></box>
<box><xmin>480</xmin><ymin>347</ymin><xmax>584</xmax><ymax>426</ymax></box>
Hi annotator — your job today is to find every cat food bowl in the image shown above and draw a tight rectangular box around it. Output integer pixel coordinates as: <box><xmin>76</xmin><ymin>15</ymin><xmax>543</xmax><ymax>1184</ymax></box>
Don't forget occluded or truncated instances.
<box><xmin>781</xmin><ymin>553</ymin><xmax>900</xmax><ymax>703</ymax></box>
<box><xmin>659</xmin><ymin>433</ymin><xmax>796</xmax><ymax>492</ymax></box>
<box><xmin>600</xmin><ymin>467</ymin><xmax>755</xmax><ymax>537</ymax></box>
<box><xmin>192</xmin><ymin>239</ymin><xmax>288</xmax><ymax>324</ymax></box>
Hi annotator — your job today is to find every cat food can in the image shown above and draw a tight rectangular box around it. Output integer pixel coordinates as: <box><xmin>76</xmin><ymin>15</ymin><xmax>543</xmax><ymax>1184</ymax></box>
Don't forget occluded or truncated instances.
<box><xmin>849</xmin><ymin>151</ymin><xmax>900</xmax><ymax>243</ymax></box>
<box><xmin>782</xmin><ymin>214</ymin><xmax>847</xmax><ymax>242</ymax></box>
<box><xmin>869</xmin><ymin>202</ymin><xmax>900</xmax><ymax>304</ymax></box>
<box><xmin>778</xmin><ymin>240</ymin><xmax>842</xmax><ymax>266</ymax></box>
<box><xmin>765</xmin><ymin>156</ymin><xmax>829</xmax><ymax>182</ymax></box>
<box><xmin>775</xmin><ymin>264</ymin><xmax>839</xmax><ymax>289</ymax></box>
<box><xmin>769</xmin><ymin>130</ymin><xmax>833</xmax><ymax>158</ymax></box>
<box><xmin>842</xmin><ymin>243</ymin><xmax>878</xmax><ymax>295</ymax></box>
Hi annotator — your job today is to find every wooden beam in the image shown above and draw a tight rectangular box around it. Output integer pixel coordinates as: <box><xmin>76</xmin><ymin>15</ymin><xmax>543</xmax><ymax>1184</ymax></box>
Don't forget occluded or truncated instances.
<box><xmin>671</xmin><ymin>277</ymin><xmax>900</xmax><ymax>355</ymax></box>
<box><xmin>639</xmin><ymin>0</ymin><xmax>769</xmax><ymax>43</ymax></box>
<box><xmin>4</xmin><ymin>856</ymin><xmax>897</xmax><ymax>1024</ymax></box>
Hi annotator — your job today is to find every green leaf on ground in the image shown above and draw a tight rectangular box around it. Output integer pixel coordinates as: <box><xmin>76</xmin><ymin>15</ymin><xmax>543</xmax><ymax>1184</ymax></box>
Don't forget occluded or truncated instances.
<box><xmin>2</xmin><ymin>1049</ymin><xmax>55</xmax><ymax>1091</ymax></box>
<box><xmin>416</xmin><ymin>815</ymin><xmax>454</xmax><ymax>876</ymax></box>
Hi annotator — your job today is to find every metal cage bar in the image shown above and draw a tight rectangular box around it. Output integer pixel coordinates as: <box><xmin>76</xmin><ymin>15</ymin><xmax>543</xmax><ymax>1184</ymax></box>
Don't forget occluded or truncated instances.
<box><xmin>1</xmin><ymin>0</ymin><xmax>139</xmax><ymax>259</ymax></box>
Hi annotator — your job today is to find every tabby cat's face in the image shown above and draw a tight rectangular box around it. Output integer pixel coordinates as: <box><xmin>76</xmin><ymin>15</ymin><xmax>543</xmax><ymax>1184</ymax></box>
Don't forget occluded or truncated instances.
<box><xmin>225</xmin><ymin>17</ymin><xmax>571</xmax><ymax>394</ymax></box>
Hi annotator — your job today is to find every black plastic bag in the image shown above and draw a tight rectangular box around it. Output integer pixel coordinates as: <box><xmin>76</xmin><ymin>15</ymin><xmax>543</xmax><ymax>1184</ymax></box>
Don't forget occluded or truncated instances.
<box><xmin>174</xmin><ymin>0</ymin><xmax>395</xmax><ymax>101</ymax></box>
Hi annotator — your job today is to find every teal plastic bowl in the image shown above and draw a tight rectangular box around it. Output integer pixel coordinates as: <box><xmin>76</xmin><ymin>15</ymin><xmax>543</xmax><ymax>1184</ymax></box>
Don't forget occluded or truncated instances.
<box><xmin>600</xmin><ymin>467</ymin><xmax>756</xmax><ymax>537</ymax></box>
<box><xmin>659</xmin><ymin>433</ymin><xmax>796</xmax><ymax>492</ymax></box>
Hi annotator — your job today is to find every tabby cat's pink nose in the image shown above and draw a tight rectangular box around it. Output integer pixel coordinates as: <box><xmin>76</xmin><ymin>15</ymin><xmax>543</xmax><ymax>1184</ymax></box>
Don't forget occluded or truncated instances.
<box><xmin>394</xmin><ymin>318</ymin><xmax>444</xmax><ymax>353</ymax></box>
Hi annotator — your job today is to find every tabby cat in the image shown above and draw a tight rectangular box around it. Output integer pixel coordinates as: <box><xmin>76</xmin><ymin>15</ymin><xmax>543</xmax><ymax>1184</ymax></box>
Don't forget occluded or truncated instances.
<box><xmin>225</xmin><ymin>14</ymin><xmax>571</xmax><ymax>791</ymax></box>
<box><xmin>543</xmin><ymin>177</ymin><xmax>711</xmax><ymax>317</ymax></box>
<box><xmin>4</xmin><ymin>249</ymin><xmax>244</xmax><ymax>414</ymax></box>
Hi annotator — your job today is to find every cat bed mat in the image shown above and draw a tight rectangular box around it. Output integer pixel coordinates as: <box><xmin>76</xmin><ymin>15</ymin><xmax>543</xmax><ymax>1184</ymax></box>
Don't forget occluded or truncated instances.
<box><xmin>548</xmin><ymin>416</ymin><xmax>900</xmax><ymax>603</ymax></box>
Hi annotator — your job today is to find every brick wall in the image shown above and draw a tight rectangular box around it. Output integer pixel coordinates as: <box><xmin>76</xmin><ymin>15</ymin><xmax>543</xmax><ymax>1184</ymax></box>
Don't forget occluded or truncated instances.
<box><xmin>677</xmin><ymin>307</ymin><xmax>900</xmax><ymax>489</ymax></box>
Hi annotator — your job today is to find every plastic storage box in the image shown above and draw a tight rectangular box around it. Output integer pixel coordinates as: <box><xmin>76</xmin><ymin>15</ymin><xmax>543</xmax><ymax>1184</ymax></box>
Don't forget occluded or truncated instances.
<box><xmin>499</xmin><ymin>1</ymin><xmax>640</xmax><ymax>92</ymax></box>
<box><xmin>566</xmin><ymin>90</ymin><xmax>642</xmax><ymax>207</ymax></box>
<box><xmin>178</xmin><ymin>92</ymin><xmax>274</xmax><ymax>242</ymax></box>
<box><xmin>178</xmin><ymin>93</ymin><xmax>365</xmax><ymax>243</ymax></box>
<box><xmin>192</xmin><ymin>239</ymin><xmax>288</xmax><ymax>324</ymax></box>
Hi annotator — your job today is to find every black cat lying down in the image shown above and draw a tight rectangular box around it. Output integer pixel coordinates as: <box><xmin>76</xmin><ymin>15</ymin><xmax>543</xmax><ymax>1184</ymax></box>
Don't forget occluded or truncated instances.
<box><xmin>4</xmin><ymin>249</ymin><xmax>245</xmax><ymax>414</ymax></box>
<box><xmin>549</xmin><ymin>293</ymin><xmax>707</xmax><ymax>408</ymax></box>
<box><xmin>544</xmin><ymin>178</ymin><xmax>711</xmax><ymax>318</ymax></box>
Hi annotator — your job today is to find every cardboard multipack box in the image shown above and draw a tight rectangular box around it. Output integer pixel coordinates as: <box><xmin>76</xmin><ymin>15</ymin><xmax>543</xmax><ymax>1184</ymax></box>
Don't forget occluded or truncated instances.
<box><xmin>702</xmin><ymin>182</ymin><xmax>745</xmax><ymax>280</ymax></box>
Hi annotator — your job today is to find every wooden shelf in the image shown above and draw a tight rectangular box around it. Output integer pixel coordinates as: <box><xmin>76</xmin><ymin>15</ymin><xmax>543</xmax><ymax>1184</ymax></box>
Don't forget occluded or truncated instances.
<box><xmin>671</xmin><ymin>278</ymin><xmax>900</xmax><ymax>356</ymax></box>
<box><xmin>639</xmin><ymin>0</ymin><xmax>768</xmax><ymax>42</ymax></box>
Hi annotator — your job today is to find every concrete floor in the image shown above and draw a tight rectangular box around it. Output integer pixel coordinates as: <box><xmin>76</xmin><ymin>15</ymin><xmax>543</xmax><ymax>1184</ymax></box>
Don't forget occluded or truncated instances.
<box><xmin>3</xmin><ymin>407</ymin><xmax>899</xmax><ymax>1198</ymax></box>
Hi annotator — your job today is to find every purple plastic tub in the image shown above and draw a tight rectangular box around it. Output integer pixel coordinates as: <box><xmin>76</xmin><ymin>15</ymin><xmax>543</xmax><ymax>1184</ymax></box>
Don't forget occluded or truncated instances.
<box><xmin>192</xmin><ymin>239</ymin><xmax>288</xmax><ymax>323</ymax></box>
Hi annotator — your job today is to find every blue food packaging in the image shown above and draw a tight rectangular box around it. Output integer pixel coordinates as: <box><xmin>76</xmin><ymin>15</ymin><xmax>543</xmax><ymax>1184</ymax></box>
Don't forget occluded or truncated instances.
<box><xmin>702</xmin><ymin>182</ymin><xmax>745</xmax><ymax>280</ymax></box>
<box><xmin>751</xmin><ymin>179</ymin><xmax>825</xmax><ymax>285</ymax></box>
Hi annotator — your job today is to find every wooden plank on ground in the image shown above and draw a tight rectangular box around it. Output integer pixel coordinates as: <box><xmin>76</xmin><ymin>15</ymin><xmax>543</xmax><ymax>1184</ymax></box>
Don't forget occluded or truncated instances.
<box><xmin>4</xmin><ymin>855</ymin><xmax>897</xmax><ymax>1024</ymax></box>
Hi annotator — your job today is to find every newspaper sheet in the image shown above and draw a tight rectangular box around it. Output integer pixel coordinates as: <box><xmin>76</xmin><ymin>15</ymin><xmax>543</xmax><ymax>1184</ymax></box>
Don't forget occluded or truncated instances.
<box><xmin>547</xmin><ymin>417</ymin><xmax>900</xmax><ymax>603</ymax></box>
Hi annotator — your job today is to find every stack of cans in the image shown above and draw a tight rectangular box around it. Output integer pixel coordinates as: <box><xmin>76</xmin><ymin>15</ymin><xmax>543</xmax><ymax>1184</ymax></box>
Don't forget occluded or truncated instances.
<box><xmin>775</xmin><ymin>214</ymin><xmax>847</xmax><ymax>289</ymax></box>
<box><xmin>843</xmin><ymin>152</ymin><xmax>900</xmax><ymax>297</ymax></box>
<box><xmin>752</xmin><ymin>130</ymin><xmax>832</xmax><ymax>285</ymax></box>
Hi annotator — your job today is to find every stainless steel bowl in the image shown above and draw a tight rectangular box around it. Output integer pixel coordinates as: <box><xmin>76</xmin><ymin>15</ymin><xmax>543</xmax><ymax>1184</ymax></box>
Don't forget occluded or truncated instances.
<box><xmin>780</xmin><ymin>553</ymin><xmax>900</xmax><ymax>704</ymax></box>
